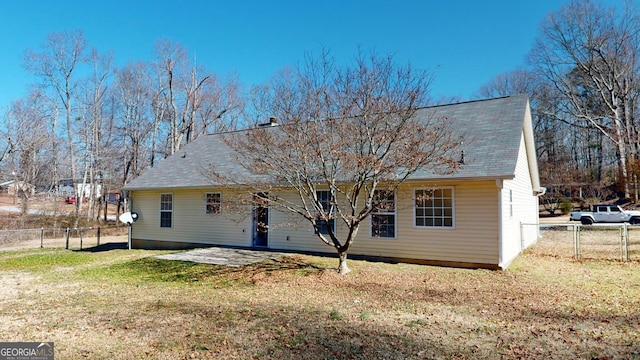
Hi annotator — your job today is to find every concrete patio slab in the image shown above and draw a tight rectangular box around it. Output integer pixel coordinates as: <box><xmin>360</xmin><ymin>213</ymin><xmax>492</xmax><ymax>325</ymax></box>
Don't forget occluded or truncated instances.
<box><xmin>154</xmin><ymin>247</ymin><xmax>291</xmax><ymax>267</ymax></box>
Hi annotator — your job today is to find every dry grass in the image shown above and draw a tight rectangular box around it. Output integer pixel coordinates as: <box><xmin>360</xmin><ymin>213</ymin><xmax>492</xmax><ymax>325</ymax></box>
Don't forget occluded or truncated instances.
<box><xmin>533</xmin><ymin>223</ymin><xmax>640</xmax><ymax>261</ymax></box>
<box><xmin>1</xmin><ymin>232</ymin><xmax>640</xmax><ymax>359</ymax></box>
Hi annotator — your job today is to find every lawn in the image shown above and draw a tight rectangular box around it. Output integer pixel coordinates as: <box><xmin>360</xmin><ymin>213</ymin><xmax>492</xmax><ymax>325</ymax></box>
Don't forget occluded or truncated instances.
<box><xmin>0</xmin><ymin>239</ymin><xmax>639</xmax><ymax>359</ymax></box>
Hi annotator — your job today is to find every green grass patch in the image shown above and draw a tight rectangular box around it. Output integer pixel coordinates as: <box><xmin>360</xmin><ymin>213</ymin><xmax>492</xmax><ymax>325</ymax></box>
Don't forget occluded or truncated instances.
<box><xmin>406</xmin><ymin>318</ymin><xmax>428</xmax><ymax>328</ymax></box>
<box><xmin>0</xmin><ymin>249</ymin><xmax>96</xmax><ymax>271</ymax></box>
<box><xmin>330</xmin><ymin>309</ymin><xmax>344</xmax><ymax>320</ymax></box>
<box><xmin>359</xmin><ymin>311</ymin><xmax>374</xmax><ymax>320</ymax></box>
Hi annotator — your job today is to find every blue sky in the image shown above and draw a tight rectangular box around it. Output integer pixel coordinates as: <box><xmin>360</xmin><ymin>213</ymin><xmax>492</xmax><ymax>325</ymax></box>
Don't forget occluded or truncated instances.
<box><xmin>0</xmin><ymin>0</ymin><xmax>627</xmax><ymax>112</ymax></box>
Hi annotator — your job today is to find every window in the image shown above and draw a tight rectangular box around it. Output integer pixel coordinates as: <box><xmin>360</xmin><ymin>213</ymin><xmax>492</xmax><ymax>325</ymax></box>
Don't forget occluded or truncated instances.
<box><xmin>205</xmin><ymin>193</ymin><xmax>221</xmax><ymax>214</ymax></box>
<box><xmin>415</xmin><ymin>187</ymin><xmax>454</xmax><ymax>228</ymax></box>
<box><xmin>509</xmin><ymin>189</ymin><xmax>513</xmax><ymax>218</ymax></box>
<box><xmin>315</xmin><ymin>190</ymin><xmax>335</xmax><ymax>235</ymax></box>
<box><xmin>371</xmin><ymin>190</ymin><xmax>396</xmax><ymax>238</ymax></box>
<box><xmin>160</xmin><ymin>193</ymin><xmax>173</xmax><ymax>228</ymax></box>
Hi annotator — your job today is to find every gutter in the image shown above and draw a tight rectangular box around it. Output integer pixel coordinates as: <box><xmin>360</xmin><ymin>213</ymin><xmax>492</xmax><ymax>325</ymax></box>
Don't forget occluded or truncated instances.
<box><xmin>497</xmin><ymin>179</ymin><xmax>504</xmax><ymax>269</ymax></box>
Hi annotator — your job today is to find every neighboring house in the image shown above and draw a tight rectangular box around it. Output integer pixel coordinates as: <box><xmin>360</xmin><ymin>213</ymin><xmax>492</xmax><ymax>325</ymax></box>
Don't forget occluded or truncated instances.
<box><xmin>0</xmin><ymin>180</ymin><xmax>35</xmax><ymax>197</ymax></box>
<box><xmin>59</xmin><ymin>179</ymin><xmax>103</xmax><ymax>199</ymax></box>
<box><xmin>105</xmin><ymin>191</ymin><xmax>122</xmax><ymax>205</ymax></box>
<box><xmin>122</xmin><ymin>95</ymin><xmax>544</xmax><ymax>269</ymax></box>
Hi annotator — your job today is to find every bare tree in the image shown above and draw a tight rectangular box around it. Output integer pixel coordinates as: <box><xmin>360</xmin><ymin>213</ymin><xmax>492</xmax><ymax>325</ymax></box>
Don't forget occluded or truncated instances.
<box><xmin>477</xmin><ymin>70</ymin><xmax>585</xmax><ymax>194</ymax></box>
<box><xmin>23</xmin><ymin>29</ymin><xmax>88</xmax><ymax>203</ymax></box>
<box><xmin>476</xmin><ymin>68</ymin><xmax>541</xmax><ymax>99</ymax></box>
<box><xmin>76</xmin><ymin>48</ymin><xmax>113</xmax><ymax>220</ymax></box>
<box><xmin>529</xmin><ymin>0</ymin><xmax>640</xmax><ymax>198</ymax></box>
<box><xmin>4</xmin><ymin>92</ymin><xmax>53</xmax><ymax>213</ymax></box>
<box><xmin>193</xmin><ymin>73</ymin><xmax>244</xmax><ymax>134</ymax></box>
<box><xmin>115</xmin><ymin>62</ymin><xmax>154</xmax><ymax>184</ymax></box>
<box><xmin>152</xmin><ymin>39</ymin><xmax>185</xmax><ymax>156</ymax></box>
<box><xmin>218</xmin><ymin>50</ymin><xmax>460</xmax><ymax>274</ymax></box>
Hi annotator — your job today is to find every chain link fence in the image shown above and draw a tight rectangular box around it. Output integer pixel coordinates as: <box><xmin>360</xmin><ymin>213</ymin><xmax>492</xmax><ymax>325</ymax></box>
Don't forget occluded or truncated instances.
<box><xmin>0</xmin><ymin>226</ymin><xmax>128</xmax><ymax>251</ymax></box>
<box><xmin>523</xmin><ymin>222</ymin><xmax>640</xmax><ymax>261</ymax></box>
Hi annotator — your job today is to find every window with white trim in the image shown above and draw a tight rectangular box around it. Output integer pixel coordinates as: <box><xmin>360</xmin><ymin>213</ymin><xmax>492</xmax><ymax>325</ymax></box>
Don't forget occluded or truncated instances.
<box><xmin>315</xmin><ymin>190</ymin><xmax>335</xmax><ymax>235</ymax></box>
<box><xmin>414</xmin><ymin>187</ymin><xmax>454</xmax><ymax>228</ymax></box>
<box><xmin>371</xmin><ymin>189</ymin><xmax>396</xmax><ymax>238</ymax></box>
<box><xmin>205</xmin><ymin>193</ymin><xmax>221</xmax><ymax>214</ymax></box>
<box><xmin>160</xmin><ymin>193</ymin><xmax>173</xmax><ymax>228</ymax></box>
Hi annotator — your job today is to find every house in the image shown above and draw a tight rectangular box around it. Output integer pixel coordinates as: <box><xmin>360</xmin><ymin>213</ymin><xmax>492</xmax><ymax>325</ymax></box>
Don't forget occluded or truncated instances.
<box><xmin>0</xmin><ymin>180</ymin><xmax>35</xmax><ymax>197</ymax></box>
<box><xmin>122</xmin><ymin>95</ymin><xmax>544</xmax><ymax>269</ymax></box>
<box><xmin>105</xmin><ymin>191</ymin><xmax>122</xmax><ymax>205</ymax></box>
<box><xmin>58</xmin><ymin>179</ymin><xmax>103</xmax><ymax>199</ymax></box>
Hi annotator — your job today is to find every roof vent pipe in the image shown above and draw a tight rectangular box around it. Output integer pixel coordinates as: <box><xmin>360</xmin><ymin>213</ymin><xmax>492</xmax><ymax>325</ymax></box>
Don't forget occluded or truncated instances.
<box><xmin>258</xmin><ymin>117</ymin><xmax>279</xmax><ymax>127</ymax></box>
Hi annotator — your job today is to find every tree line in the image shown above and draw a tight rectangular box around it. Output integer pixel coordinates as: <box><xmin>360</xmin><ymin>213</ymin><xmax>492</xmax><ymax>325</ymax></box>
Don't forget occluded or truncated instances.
<box><xmin>478</xmin><ymin>0</ymin><xmax>640</xmax><ymax>203</ymax></box>
<box><xmin>2</xmin><ymin>31</ymin><xmax>244</xmax><ymax>218</ymax></box>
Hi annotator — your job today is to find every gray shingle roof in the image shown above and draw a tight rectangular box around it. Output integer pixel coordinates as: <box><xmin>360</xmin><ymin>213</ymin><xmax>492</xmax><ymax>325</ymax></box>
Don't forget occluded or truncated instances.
<box><xmin>123</xmin><ymin>95</ymin><xmax>531</xmax><ymax>191</ymax></box>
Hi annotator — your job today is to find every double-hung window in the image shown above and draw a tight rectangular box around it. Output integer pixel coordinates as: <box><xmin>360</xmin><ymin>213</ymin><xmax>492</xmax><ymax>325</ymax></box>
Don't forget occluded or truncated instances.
<box><xmin>160</xmin><ymin>193</ymin><xmax>173</xmax><ymax>228</ymax></box>
<box><xmin>205</xmin><ymin>193</ymin><xmax>221</xmax><ymax>214</ymax></box>
<box><xmin>315</xmin><ymin>190</ymin><xmax>335</xmax><ymax>235</ymax></box>
<box><xmin>371</xmin><ymin>190</ymin><xmax>396</xmax><ymax>238</ymax></box>
<box><xmin>414</xmin><ymin>187</ymin><xmax>454</xmax><ymax>228</ymax></box>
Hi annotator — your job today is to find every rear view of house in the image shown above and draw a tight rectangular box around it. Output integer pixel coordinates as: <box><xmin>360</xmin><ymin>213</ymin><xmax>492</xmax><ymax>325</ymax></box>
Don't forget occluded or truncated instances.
<box><xmin>122</xmin><ymin>95</ymin><xmax>543</xmax><ymax>269</ymax></box>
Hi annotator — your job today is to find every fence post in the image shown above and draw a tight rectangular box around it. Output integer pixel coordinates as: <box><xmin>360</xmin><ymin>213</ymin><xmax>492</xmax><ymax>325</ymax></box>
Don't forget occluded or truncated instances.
<box><xmin>573</xmin><ymin>225</ymin><xmax>578</xmax><ymax>259</ymax></box>
<box><xmin>620</xmin><ymin>223</ymin><xmax>627</xmax><ymax>261</ymax></box>
<box><xmin>97</xmin><ymin>227</ymin><xmax>101</xmax><ymax>246</ymax></box>
<box><xmin>624</xmin><ymin>224</ymin><xmax>630</xmax><ymax>261</ymax></box>
<box><xmin>40</xmin><ymin>228</ymin><xmax>44</xmax><ymax>248</ymax></box>
<box><xmin>573</xmin><ymin>225</ymin><xmax>581</xmax><ymax>259</ymax></box>
<box><xmin>65</xmin><ymin>228</ymin><xmax>70</xmax><ymax>250</ymax></box>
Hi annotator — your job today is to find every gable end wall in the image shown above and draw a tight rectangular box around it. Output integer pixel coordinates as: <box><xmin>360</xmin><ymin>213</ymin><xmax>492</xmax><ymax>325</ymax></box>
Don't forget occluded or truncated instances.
<box><xmin>500</xmin><ymin>133</ymin><xmax>539</xmax><ymax>268</ymax></box>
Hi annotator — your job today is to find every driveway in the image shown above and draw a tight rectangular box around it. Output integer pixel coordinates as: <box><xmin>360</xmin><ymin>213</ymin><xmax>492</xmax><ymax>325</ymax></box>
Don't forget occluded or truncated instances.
<box><xmin>154</xmin><ymin>247</ymin><xmax>291</xmax><ymax>267</ymax></box>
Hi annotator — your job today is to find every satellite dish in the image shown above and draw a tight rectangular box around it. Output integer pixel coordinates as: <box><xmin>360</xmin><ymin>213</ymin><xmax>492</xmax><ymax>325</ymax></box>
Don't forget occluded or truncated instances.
<box><xmin>119</xmin><ymin>211</ymin><xmax>138</xmax><ymax>225</ymax></box>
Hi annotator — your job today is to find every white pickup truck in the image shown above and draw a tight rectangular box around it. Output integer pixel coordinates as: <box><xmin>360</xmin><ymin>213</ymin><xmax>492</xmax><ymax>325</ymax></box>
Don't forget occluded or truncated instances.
<box><xmin>570</xmin><ymin>204</ymin><xmax>640</xmax><ymax>225</ymax></box>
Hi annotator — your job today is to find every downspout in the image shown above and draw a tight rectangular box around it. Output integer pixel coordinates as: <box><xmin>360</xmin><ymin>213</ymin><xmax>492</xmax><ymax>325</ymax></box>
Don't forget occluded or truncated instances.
<box><xmin>496</xmin><ymin>179</ymin><xmax>504</xmax><ymax>269</ymax></box>
<box><xmin>534</xmin><ymin>187</ymin><xmax>547</xmax><ymax>241</ymax></box>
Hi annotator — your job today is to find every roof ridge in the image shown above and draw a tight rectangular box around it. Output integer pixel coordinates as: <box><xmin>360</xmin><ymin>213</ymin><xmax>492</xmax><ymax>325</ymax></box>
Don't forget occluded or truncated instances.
<box><xmin>421</xmin><ymin>94</ymin><xmax>526</xmax><ymax>110</ymax></box>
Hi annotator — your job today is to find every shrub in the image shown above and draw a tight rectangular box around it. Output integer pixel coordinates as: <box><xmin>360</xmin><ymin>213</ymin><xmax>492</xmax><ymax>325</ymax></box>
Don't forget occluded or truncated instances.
<box><xmin>560</xmin><ymin>198</ymin><xmax>574</xmax><ymax>215</ymax></box>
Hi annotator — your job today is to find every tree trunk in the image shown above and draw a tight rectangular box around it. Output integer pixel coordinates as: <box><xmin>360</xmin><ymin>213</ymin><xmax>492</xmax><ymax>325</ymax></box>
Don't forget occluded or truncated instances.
<box><xmin>338</xmin><ymin>251</ymin><xmax>351</xmax><ymax>275</ymax></box>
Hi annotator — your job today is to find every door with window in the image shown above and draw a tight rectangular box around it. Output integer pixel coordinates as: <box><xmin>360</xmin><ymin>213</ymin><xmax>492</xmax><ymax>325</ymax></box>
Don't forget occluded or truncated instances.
<box><xmin>252</xmin><ymin>193</ymin><xmax>269</xmax><ymax>247</ymax></box>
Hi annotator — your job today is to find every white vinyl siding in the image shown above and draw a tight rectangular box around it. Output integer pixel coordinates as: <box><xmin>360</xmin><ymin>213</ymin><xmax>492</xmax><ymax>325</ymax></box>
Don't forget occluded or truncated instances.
<box><xmin>352</xmin><ymin>182</ymin><xmax>499</xmax><ymax>265</ymax></box>
<box><xmin>500</xmin><ymin>134</ymin><xmax>539</xmax><ymax>267</ymax></box>
<box><xmin>268</xmin><ymin>182</ymin><xmax>501</xmax><ymax>266</ymax></box>
<box><xmin>130</xmin><ymin>181</ymin><xmax>502</xmax><ymax>266</ymax></box>
<box><xmin>130</xmin><ymin>189</ymin><xmax>251</xmax><ymax>247</ymax></box>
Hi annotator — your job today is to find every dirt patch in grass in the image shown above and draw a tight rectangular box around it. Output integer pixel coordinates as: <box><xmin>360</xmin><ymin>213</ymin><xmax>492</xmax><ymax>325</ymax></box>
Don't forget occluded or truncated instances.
<box><xmin>0</xmin><ymin>237</ymin><xmax>639</xmax><ymax>359</ymax></box>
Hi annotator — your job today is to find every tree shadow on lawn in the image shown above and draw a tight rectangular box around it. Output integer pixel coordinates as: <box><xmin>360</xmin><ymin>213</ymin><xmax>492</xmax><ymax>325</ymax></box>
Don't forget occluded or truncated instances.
<box><xmin>76</xmin><ymin>242</ymin><xmax>128</xmax><ymax>252</ymax></box>
<box><xmin>113</xmin><ymin>255</ymin><xmax>326</xmax><ymax>285</ymax></box>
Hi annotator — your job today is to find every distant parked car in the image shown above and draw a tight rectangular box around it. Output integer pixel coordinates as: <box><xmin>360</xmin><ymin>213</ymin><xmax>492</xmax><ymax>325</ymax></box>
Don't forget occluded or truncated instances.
<box><xmin>570</xmin><ymin>204</ymin><xmax>640</xmax><ymax>225</ymax></box>
<box><xmin>65</xmin><ymin>196</ymin><xmax>88</xmax><ymax>204</ymax></box>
